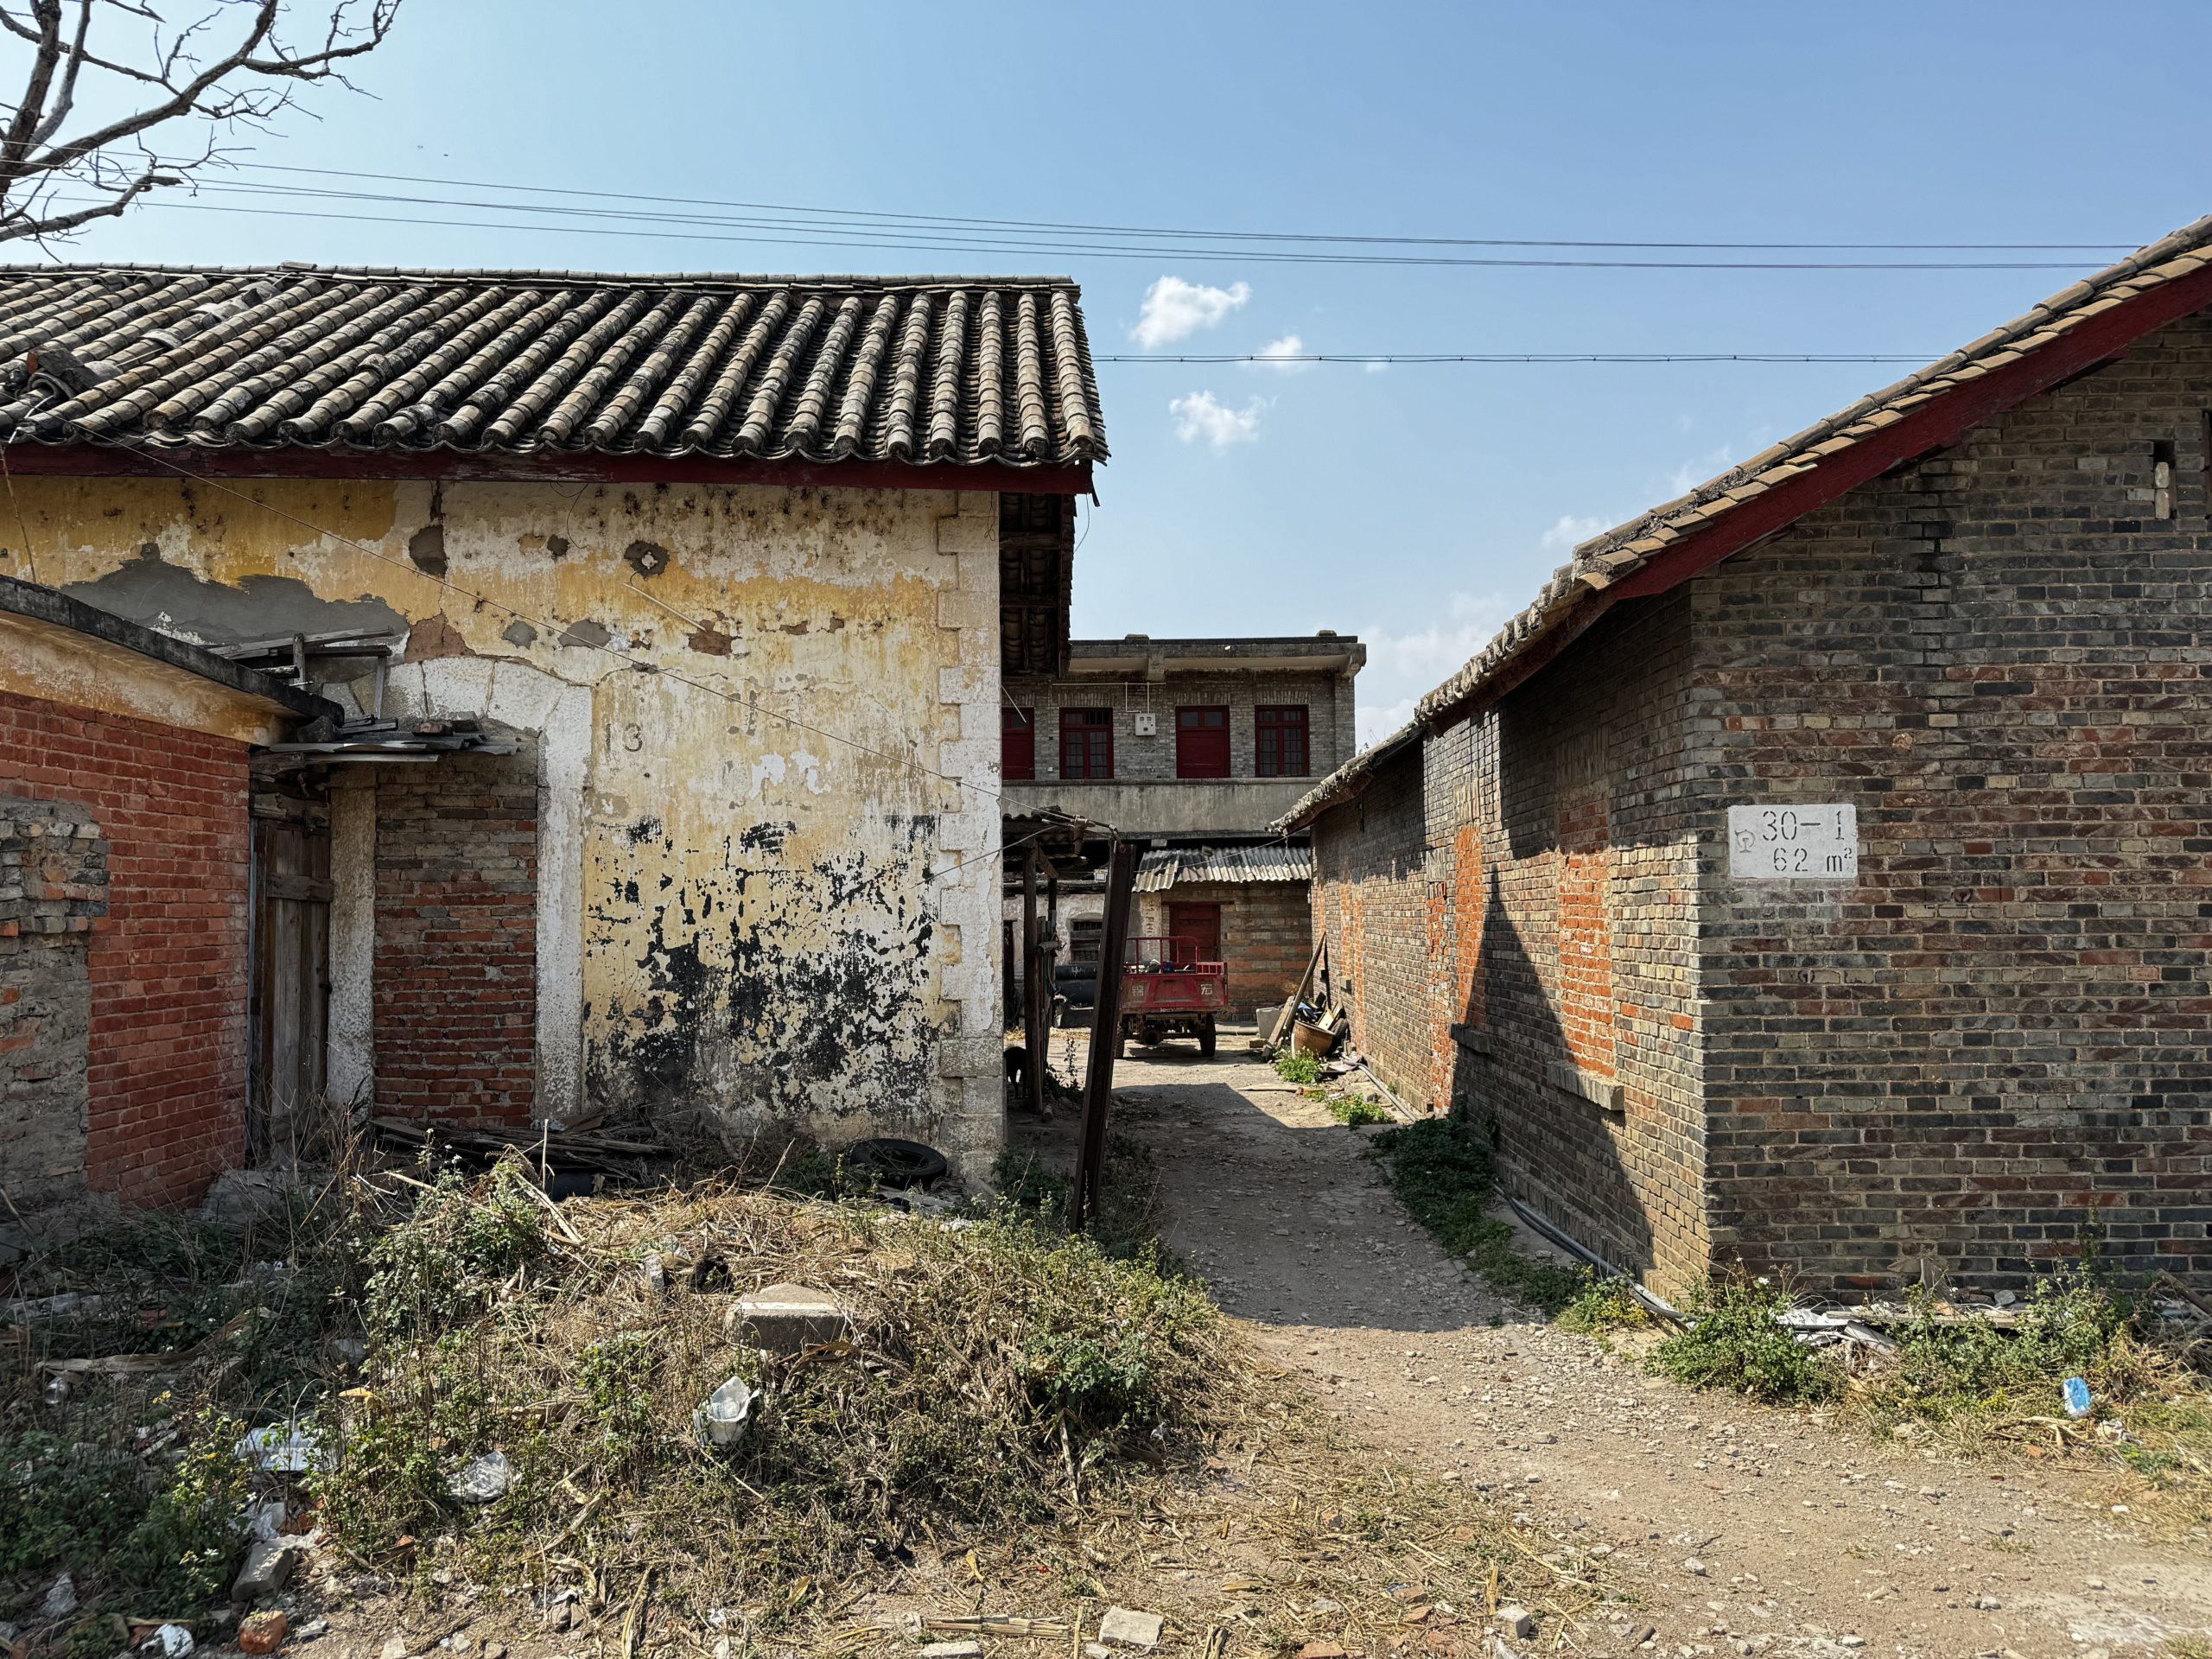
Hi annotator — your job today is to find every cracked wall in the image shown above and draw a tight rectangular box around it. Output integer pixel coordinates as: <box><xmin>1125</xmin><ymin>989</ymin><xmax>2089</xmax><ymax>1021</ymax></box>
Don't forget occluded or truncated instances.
<box><xmin>13</xmin><ymin>475</ymin><xmax>1007</xmax><ymax>1180</ymax></box>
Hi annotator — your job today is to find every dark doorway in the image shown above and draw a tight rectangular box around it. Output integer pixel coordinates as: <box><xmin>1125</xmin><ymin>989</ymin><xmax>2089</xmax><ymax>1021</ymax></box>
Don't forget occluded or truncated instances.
<box><xmin>1166</xmin><ymin>900</ymin><xmax>1223</xmax><ymax>964</ymax></box>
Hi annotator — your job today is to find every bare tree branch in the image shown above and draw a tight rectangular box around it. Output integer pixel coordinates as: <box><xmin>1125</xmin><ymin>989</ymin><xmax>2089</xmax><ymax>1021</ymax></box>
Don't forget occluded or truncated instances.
<box><xmin>0</xmin><ymin>0</ymin><xmax>400</xmax><ymax>245</ymax></box>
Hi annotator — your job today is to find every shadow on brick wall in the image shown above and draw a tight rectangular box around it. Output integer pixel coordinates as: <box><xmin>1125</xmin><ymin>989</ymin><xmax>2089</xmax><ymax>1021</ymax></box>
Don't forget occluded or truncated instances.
<box><xmin>1454</xmin><ymin>867</ymin><xmax>1656</xmax><ymax>1285</ymax></box>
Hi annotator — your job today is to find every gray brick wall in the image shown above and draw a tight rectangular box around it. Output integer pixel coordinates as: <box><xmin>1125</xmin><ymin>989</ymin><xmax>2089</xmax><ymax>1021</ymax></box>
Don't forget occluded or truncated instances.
<box><xmin>1308</xmin><ymin>305</ymin><xmax>2212</xmax><ymax>1296</ymax></box>
<box><xmin>1005</xmin><ymin>670</ymin><xmax>1352</xmax><ymax>782</ymax></box>
<box><xmin>1697</xmin><ymin>311</ymin><xmax>2212</xmax><ymax>1289</ymax></box>
<box><xmin>0</xmin><ymin>798</ymin><xmax>106</xmax><ymax>1214</ymax></box>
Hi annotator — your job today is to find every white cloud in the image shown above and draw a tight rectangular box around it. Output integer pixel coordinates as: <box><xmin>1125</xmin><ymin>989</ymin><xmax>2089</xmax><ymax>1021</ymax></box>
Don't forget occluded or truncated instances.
<box><xmin>1362</xmin><ymin>359</ymin><xmax>1389</xmax><ymax>375</ymax></box>
<box><xmin>1169</xmin><ymin>390</ymin><xmax>1265</xmax><ymax>449</ymax></box>
<box><xmin>1540</xmin><ymin>512</ymin><xmax>1610</xmax><ymax>553</ymax></box>
<box><xmin>1246</xmin><ymin>333</ymin><xmax>1313</xmax><ymax>373</ymax></box>
<box><xmin>1352</xmin><ymin>590</ymin><xmax>1516</xmax><ymax>747</ymax></box>
<box><xmin>1133</xmin><ymin>276</ymin><xmax>1250</xmax><ymax>349</ymax></box>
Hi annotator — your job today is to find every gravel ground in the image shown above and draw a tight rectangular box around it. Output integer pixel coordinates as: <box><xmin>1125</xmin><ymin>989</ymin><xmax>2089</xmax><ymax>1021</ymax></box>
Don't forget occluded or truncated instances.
<box><xmin>1098</xmin><ymin>1039</ymin><xmax>2212</xmax><ymax>1659</ymax></box>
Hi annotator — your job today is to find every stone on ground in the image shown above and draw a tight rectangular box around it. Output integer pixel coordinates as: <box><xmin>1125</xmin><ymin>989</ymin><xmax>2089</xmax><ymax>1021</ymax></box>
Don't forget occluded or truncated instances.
<box><xmin>1097</xmin><ymin>1606</ymin><xmax>1165</xmax><ymax>1649</ymax></box>
<box><xmin>727</xmin><ymin>1282</ymin><xmax>849</xmax><ymax>1353</ymax></box>
<box><xmin>232</xmin><ymin>1538</ymin><xmax>296</xmax><ymax>1600</ymax></box>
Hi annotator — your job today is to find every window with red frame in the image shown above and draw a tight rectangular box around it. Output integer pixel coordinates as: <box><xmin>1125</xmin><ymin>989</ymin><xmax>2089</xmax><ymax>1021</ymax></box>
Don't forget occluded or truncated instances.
<box><xmin>1059</xmin><ymin>708</ymin><xmax>1114</xmax><ymax>779</ymax></box>
<box><xmin>1001</xmin><ymin>706</ymin><xmax>1035</xmax><ymax>780</ymax></box>
<box><xmin>1255</xmin><ymin>705</ymin><xmax>1310</xmax><ymax>777</ymax></box>
<box><xmin>1174</xmin><ymin>705</ymin><xmax>1230</xmax><ymax>778</ymax></box>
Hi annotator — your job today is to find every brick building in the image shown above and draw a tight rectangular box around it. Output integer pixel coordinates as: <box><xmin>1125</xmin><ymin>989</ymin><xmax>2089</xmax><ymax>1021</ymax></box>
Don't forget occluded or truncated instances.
<box><xmin>0</xmin><ymin>263</ymin><xmax>1107</xmax><ymax>1192</ymax></box>
<box><xmin>1287</xmin><ymin>217</ymin><xmax>2212</xmax><ymax>1296</ymax></box>
<box><xmin>1002</xmin><ymin>634</ymin><xmax>1362</xmax><ymax>1027</ymax></box>
<box><xmin>0</xmin><ymin>576</ymin><xmax>333</xmax><ymax>1236</ymax></box>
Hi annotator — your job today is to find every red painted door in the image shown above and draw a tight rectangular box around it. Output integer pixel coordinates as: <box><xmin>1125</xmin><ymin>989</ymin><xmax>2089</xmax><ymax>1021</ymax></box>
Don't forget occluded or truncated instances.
<box><xmin>1166</xmin><ymin>901</ymin><xmax>1222</xmax><ymax>964</ymax></box>
<box><xmin>1175</xmin><ymin>705</ymin><xmax>1230</xmax><ymax>778</ymax></box>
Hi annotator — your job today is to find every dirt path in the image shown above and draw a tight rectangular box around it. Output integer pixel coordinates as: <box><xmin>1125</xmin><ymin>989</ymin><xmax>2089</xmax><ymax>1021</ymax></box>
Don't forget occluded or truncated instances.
<box><xmin>1104</xmin><ymin>1044</ymin><xmax>2212</xmax><ymax>1659</ymax></box>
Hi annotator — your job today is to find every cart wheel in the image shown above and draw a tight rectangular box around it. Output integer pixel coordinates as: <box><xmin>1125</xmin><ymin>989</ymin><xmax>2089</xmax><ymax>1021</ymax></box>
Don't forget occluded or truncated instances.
<box><xmin>1198</xmin><ymin>1017</ymin><xmax>1217</xmax><ymax>1058</ymax></box>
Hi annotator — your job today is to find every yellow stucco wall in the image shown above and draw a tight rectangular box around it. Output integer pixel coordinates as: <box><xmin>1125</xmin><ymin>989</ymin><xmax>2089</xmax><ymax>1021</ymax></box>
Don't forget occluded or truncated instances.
<box><xmin>3</xmin><ymin>475</ymin><xmax>1006</xmax><ymax>1175</ymax></box>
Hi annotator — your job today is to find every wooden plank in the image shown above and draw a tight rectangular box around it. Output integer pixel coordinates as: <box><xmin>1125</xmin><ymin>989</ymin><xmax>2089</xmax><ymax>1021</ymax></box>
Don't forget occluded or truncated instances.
<box><xmin>261</xmin><ymin>872</ymin><xmax>334</xmax><ymax>904</ymax></box>
<box><xmin>1268</xmin><ymin>933</ymin><xmax>1327</xmax><ymax>1050</ymax></box>
<box><xmin>1022</xmin><ymin>847</ymin><xmax>1047</xmax><ymax>1121</ymax></box>
<box><xmin>1071</xmin><ymin>840</ymin><xmax>1137</xmax><ymax>1230</ymax></box>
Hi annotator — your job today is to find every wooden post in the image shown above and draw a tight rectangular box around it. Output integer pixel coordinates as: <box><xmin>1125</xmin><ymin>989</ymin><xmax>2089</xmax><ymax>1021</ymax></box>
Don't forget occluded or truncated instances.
<box><xmin>1022</xmin><ymin>845</ymin><xmax>1048</xmax><ymax>1120</ymax></box>
<box><xmin>1071</xmin><ymin>838</ymin><xmax>1137</xmax><ymax>1230</ymax></box>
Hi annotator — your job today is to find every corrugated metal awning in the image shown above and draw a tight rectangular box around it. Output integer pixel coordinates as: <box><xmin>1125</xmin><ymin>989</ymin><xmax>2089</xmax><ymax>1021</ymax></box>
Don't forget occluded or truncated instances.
<box><xmin>1133</xmin><ymin>842</ymin><xmax>1313</xmax><ymax>893</ymax></box>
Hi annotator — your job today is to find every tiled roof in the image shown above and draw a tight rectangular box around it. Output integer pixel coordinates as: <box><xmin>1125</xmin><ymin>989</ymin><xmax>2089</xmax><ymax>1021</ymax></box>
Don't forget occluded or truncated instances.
<box><xmin>1133</xmin><ymin>842</ymin><xmax>1313</xmax><ymax>893</ymax></box>
<box><xmin>0</xmin><ymin>264</ymin><xmax>1107</xmax><ymax>469</ymax></box>
<box><xmin>1276</xmin><ymin>724</ymin><xmax>1421</xmax><ymax>832</ymax></box>
<box><xmin>1282</xmin><ymin>211</ymin><xmax>2212</xmax><ymax>830</ymax></box>
<box><xmin>1413</xmin><ymin>214</ymin><xmax>2212</xmax><ymax>727</ymax></box>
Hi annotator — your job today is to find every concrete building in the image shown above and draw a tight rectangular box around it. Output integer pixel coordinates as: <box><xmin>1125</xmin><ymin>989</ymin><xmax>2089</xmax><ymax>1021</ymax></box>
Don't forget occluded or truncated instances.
<box><xmin>1287</xmin><ymin>216</ymin><xmax>2212</xmax><ymax>1297</ymax></box>
<box><xmin>1004</xmin><ymin>633</ymin><xmax>1359</xmax><ymax>1019</ymax></box>
<box><xmin>0</xmin><ymin>263</ymin><xmax>1107</xmax><ymax>1197</ymax></box>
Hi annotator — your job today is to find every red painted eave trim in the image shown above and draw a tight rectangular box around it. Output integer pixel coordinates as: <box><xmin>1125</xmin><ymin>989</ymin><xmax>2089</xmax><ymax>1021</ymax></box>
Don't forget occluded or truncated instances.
<box><xmin>0</xmin><ymin>441</ymin><xmax>1094</xmax><ymax>497</ymax></box>
<box><xmin>1424</xmin><ymin>257</ymin><xmax>2212</xmax><ymax>727</ymax></box>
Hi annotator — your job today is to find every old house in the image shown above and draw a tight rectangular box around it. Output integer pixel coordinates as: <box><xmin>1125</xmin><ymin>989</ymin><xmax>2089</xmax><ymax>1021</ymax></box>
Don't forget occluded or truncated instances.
<box><xmin>1002</xmin><ymin>632</ymin><xmax>1361</xmax><ymax>1018</ymax></box>
<box><xmin>1287</xmin><ymin>217</ymin><xmax>2212</xmax><ymax>1295</ymax></box>
<box><xmin>0</xmin><ymin>263</ymin><xmax>1105</xmax><ymax>1198</ymax></box>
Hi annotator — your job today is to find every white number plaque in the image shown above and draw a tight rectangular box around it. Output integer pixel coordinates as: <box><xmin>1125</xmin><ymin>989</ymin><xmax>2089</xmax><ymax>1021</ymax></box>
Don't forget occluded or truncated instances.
<box><xmin>1727</xmin><ymin>804</ymin><xmax>1858</xmax><ymax>880</ymax></box>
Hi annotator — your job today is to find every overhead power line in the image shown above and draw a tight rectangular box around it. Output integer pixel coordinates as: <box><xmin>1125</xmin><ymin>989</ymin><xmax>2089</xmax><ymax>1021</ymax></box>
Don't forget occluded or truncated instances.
<box><xmin>225</xmin><ymin>161</ymin><xmax>2136</xmax><ymax>257</ymax></box>
<box><xmin>48</xmin><ymin>175</ymin><xmax>2114</xmax><ymax>272</ymax></box>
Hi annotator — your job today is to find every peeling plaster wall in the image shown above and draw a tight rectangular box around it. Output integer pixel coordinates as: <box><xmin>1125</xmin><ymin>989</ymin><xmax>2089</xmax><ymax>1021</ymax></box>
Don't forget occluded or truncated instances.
<box><xmin>18</xmin><ymin>476</ymin><xmax>1007</xmax><ymax>1180</ymax></box>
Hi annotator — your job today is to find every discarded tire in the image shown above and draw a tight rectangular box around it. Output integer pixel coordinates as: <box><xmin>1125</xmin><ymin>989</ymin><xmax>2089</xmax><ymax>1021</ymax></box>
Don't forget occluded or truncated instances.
<box><xmin>843</xmin><ymin>1138</ymin><xmax>948</xmax><ymax>1187</ymax></box>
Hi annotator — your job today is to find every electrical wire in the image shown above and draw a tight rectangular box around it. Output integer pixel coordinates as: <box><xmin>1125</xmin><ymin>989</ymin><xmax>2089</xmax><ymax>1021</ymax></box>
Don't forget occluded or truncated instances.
<box><xmin>221</xmin><ymin>160</ymin><xmax>2137</xmax><ymax>257</ymax></box>
<box><xmin>42</xmin><ymin>188</ymin><xmax>2107</xmax><ymax>272</ymax></box>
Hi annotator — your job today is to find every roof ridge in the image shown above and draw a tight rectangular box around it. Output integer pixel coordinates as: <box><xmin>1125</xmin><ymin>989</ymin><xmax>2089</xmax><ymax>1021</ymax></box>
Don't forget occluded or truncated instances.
<box><xmin>1558</xmin><ymin>213</ymin><xmax>2212</xmax><ymax>574</ymax></box>
<box><xmin>1281</xmin><ymin>208</ymin><xmax>2212</xmax><ymax>830</ymax></box>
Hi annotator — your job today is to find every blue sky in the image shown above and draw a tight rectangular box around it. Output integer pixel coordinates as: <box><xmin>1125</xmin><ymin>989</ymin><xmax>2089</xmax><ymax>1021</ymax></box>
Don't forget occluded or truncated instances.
<box><xmin>42</xmin><ymin>0</ymin><xmax>2212</xmax><ymax>740</ymax></box>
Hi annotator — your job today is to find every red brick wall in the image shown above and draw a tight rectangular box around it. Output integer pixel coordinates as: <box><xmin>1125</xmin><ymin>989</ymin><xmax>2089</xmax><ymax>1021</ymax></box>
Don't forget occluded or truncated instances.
<box><xmin>373</xmin><ymin>751</ymin><xmax>538</xmax><ymax>1124</ymax></box>
<box><xmin>1310</xmin><ymin>592</ymin><xmax>1710</xmax><ymax>1298</ymax></box>
<box><xmin>1308</xmin><ymin>741</ymin><xmax>1433</xmax><ymax>1098</ymax></box>
<box><xmin>0</xmin><ymin>688</ymin><xmax>249</xmax><ymax>1205</ymax></box>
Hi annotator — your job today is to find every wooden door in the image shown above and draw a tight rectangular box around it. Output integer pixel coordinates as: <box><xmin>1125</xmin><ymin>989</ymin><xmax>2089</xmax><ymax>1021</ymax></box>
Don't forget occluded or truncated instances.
<box><xmin>250</xmin><ymin>778</ymin><xmax>333</xmax><ymax>1161</ymax></box>
<box><xmin>1166</xmin><ymin>901</ymin><xmax>1222</xmax><ymax>965</ymax></box>
<box><xmin>1175</xmin><ymin>706</ymin><xmax>1230</xmax><ymax>778</ymax></box>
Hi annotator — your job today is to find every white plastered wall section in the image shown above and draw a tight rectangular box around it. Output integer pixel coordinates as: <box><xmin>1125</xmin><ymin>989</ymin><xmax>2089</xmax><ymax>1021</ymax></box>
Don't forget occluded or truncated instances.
<box><xmin>931</xmin><ymin>492</ymin><xmax>1007</xmax><ymax>1186</ymax></box>
<box><xmin>323</xmin><ymin>658</ymin><xmax>592</xmax><ymax>1123</ymax></box>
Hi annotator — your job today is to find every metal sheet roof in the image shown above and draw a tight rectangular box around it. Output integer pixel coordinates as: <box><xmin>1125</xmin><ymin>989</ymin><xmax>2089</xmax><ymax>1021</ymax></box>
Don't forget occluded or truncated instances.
<box><xmin>1133</xmin><ymin>842</ymin><xmax>1313</xmax><ymax>892</ymax></box>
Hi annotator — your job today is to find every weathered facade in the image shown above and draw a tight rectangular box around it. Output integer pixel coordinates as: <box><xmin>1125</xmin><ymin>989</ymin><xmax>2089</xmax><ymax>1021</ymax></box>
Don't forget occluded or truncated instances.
<box><xmin>1292</xmin><ymin>218</ymin><xmax>2212</xmax><ymax>1296</ymax></box>
<box><xmin>0</xmin><ymin>264</ymin><xmax>1107</xmax><ymax>1191</ymax></box>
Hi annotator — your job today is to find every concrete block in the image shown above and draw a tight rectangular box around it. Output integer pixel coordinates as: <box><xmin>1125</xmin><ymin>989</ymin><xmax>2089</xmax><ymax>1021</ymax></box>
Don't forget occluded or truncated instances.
<box><xmin>1097</xmin><ymin>1607</ymin><xmax>1164</xmax><ymax>1650</ymax></box>
<box><xmin>232</xmin><ymin>1538</ymin><xmax>296</xmax><ymax>1602</ymax></box>
<box><xmin>728</xmin><ymin>1283</ymin><xmax>849</xmax><ymax>1354</ymax></box>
